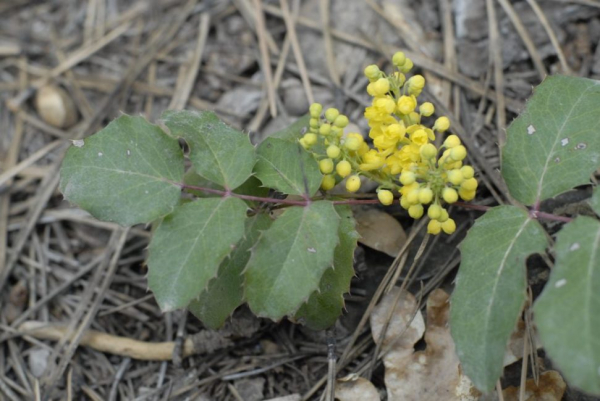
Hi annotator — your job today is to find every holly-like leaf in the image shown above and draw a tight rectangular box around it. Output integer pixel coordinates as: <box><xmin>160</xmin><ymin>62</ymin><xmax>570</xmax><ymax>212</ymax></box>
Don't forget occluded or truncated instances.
<box><xmin>162</xmin><ymin>110</ymin><xmax>256</xmax><ymax>190</ymax></box>
<box><xmin>147</xmin><ymin>197</ymin><xmax>247</xmax><ymax>312</ymax></box>
<box><xmin>244</xmin><ymin>201</ymin><xmax>340</xmax><ymax>320</ymax></box>
<box><xmin>450</xmin><ymin>205</ymin><xmax>548</xmax><ymax>392</ymax></box>
<box><xmin>502</xmin><ymin>75</ymin><xmax>600</xmax><ymax>205</ymax></box>
<box><xmin>59</xmin><ymin>115</ymin><xmax>184</xmax><ymax>226</ymax></box>
<box><xmin>270</xmin><ymin>114</ymin><xmax>310</xmax><ymax>141</ymax></box>
<box><xmin>589</xmin><ymin>186</ymin><xmax>600</xmax><ymax>216</ymax></box>
<box><xmin>534</xmin><ymin>216</ymin><xmax>600</xmax><ymax>395</ymax></box>
<box><xmin>189</xmin><ymin>213</ymin><xmax>272</xmax><ymax>329</ymax></box>
<box><xmin>254</xmin><ymin>137</ymin><xmax>321</xmax><ymax>197</ymax></box>
<box><xmin>293</xmin><ymin>205</ymin><xmax>358</xmax><ymax>330</ymax></box>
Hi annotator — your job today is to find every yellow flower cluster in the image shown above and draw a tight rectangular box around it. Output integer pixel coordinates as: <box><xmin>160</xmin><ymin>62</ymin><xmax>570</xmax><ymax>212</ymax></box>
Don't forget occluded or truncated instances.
<box><xmin>301</xmin><ymin>52</ymin><xmax>478</xmax><ymax>235</ymax></box>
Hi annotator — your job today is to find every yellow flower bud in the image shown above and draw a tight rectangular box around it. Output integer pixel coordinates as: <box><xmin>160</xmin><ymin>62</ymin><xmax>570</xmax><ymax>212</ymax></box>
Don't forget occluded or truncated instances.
<box><xmin>461</xmin><ymin>177</ymin><xmax>478</xmax><ymax>191</ymax></box>
<box><xmin>447</xmin><ymin>169</ymin><xmax>464</xmax><ymax>185</ymax></box>
<box><xmin>346</xmin><ymin>175</ymin><xmax>361</xmax><ymax>192</ymax></box>
<box><xmin>427</xmin><ymin>219</ymin><xmax>442</xmax><ymax>235</ymax></box>
<box><xmin>344</xmin><ymin>133</ymin><xmax>364</xmax><ymax>151</ymax></box>
<box><xmin>406</xmin><ymin>75</ymin><xmax>425</xmax><ymax>96</ymax></box>
<box><xmin>392</xmin><ymin>51</ymin><xmax>406</xmax><ymax>67</ymax></box>
<box><xmin>364</xmin><ymin>64</ymin><xmax>381</xmax><ymax>81</ymax></box>
<box><xmin>319</xmin><ymin>123</ymin><xmax>331</xmax><ymax>136</ymax></box>
<box><xmin>420</xmin><ymin>102</ymin><xmax>435</xmax><ymax>116</ymax></box>
<box><xmin>441</xmin><ymin>218</ymin><xmax>456</xmax><ymax>234</ymax></box>
<box><xmin>459</xmin><ymin>187</ymin><xmax>476</xmax><ymax>201</ymax></box>
<box><xmin>418</xmin><ymin>187</ymin><xmax>433</xmax><ymax>204</ymax></box>
<box><xmin>326</xmin><ymin>145</ymin><xmax>341</xmax><ymax>159</ymax></box>
<box><xmin>332</xmin><ymin>126</ymin><xmax>343</xmax><ymax>138</ymax></box>
<box><xmin>309</xmin><ymin>103</ymin><xmax>323</xmax><ymax>118</ymax></box>
<box><xmin>336</xmin><ymin>160</ymin><xmax>352</xmax><ymax>178</ymax></box>
<box><xmin>400</xmin><ymin>171</ymin><xmax>416</xmax><ymax>185</ymax></box>
<box><xmin>302</xmin><ymin>133</ymin><xmax>317</xmax><ymax>146</ymax></box>
<box><xmin>325</xmin><ymin>108</ymin><xmax>339</xmax><ymax>122</ymax></box>
<box><xmin>439</xmin><ymin>208</ymin><xmax>449</xmax><ymax>222</ymax></box>
<box><xmin>444</xmin><ymin>134</ymin><xmax>461</xmax><ymax>148</ymax></box>
<box><xmin>408</xmin><ymin>204</ymin><xmax>424</xmax><ymax>219</ymax></box>
<box><xmin>319</xmin><ymin>158</ymin><xmax>334</xmax><ymax>174</ymax></box>
<box><xmin>406</xmin><ymin>188</ymin><xmax>420</xmax><ymax>205</ymax></box>
<box><xmin>399</xmin><ymin>58</ymin><xmax>413</xmax><ymax>73</ymax></box>
<box><xmin>371</xmin><ymin>78</ymin><xmax>390</xmax><ymax>96</ymax></box>
<box><xmin>442</xmin><ymin>187</ymin><xmax>459</xmax><ymax>203</ymax></box>
<box><xmin>428</xmin><ymin>204</ymin><xmax>442</xmax><ymax>220</ymax></box>
<box><xmin>333</xmin><ymin>115</ymin><xmax>349</xmax><ymax>128</ymax></box>
<box><xmin>433</xmin><ymin>116</ymin><xmax>450</xmax><ymax>132</ymax></box>
<box><xmin>450</xmin><ymin>145</ymin><xmax>467</xmax><ymax>161</ymax></box>
<box><xmin>461</xmin><ymin>165</ymin><xmax>475</xmax><ymax>179</ymax></box>
<box><xmin>400</xmin><ymin>195</ymin><xmax>411</xmax><ymax>209</ymax></box>
<box><xmin>378</xmin><ymin>189</ymin><xmax>394</xmax><ymax>206</ymax></box>
<box><xmin>397</xmin><ymin>95</ymin><xmax>416</xmax><ymax>115</ymax></box>
<box><xmin>321</xmin><ymin>174</ymin><xmax>336</xmax><ymax>190</ymax></box>
<box><xmin>420</xmin><ymin>143</ymin><xmax>438</xmax><ymax>160</ymax></box>
<box><xmin>309</xmin><ymin>118</ymin><xmax>319</xmax><ymax>128</ymax></box>
<box><xmin>299</xmin><ymin>138</ymin><xmax>309</xmax><ymax>149</ymax></box>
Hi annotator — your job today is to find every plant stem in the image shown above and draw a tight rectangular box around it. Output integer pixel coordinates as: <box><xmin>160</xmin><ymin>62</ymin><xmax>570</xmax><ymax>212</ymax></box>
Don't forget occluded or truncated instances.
<box><xmin>179</xmin><ymin>184</ymin><xmax>574</xmax><ymax>223</ymax></box>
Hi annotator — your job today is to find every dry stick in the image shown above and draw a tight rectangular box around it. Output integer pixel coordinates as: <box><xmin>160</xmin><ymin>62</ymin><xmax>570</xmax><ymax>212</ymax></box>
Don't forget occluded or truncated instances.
<box><xmin>253</xmin><ymin>0</ymin><xmax>278</xmax><ymax>117</ymax></box>
<box><xmin>279</xmin><ymin>0</ymin><xmax>314</xmax><ymax>105</ymax></box>
<box><xmin>261</xmin><ymin>4</ymin><xmax>524</xmax><ymax>114</ymax></box>
<box><xmin>526</xmin><ymin>0</ymin><xmax>572</xmax><ymax>74</ymax></box>
<box><xmin>168</xmin><ymin>13</ymin><xmax>211</xmax><ymax>110</ymax></box>
<box><xmin>53</xmin><ymin>46</ymin><xmax>94</xmax><ymax>119</ymax></box>
<box><xmin>0</xmin><ymin>0</ymin><xmax>199</xmax><ymax>294</ymax></box>
<box><xmin>108</xmin><ymin>357</ymin><xmax>131</xmax><ymax>401</ymax></box>
<box><xmin>83</xmin><ymin>0</ymin><xmax>98</xmax><ymax>44</ymax></box>
<box><xmin>497</xmin><ymin>380</ymin><xmax>506</xmax><ymax>401</ymax></box>
<box><xmin>144</xmin><ymin>61</ymin><xmax>157</xmax><ymax>118</ymax></box>
<box><xmin>486</xmin><ymin>0</ymin><xmax>507</xmax><ymax>147</ymax></box>
<box><xmin>42</xmin><ymin>228</ymin><xmax>130</xmax><ymax>397</ymax></box>
<box><xmin>439</xmin><ymin>0</ymin><xmax>456</xmax><ymax>109</ymax></box>
<box><xmin>0</xmin><ymin>140</ymin><xmax>63</xmax><ymax>190</ymax></box>
<box><xmin>319</xmin><ymin>0</ymin><xmax>340</xmax><ymax>87</ymax></box>
<box><xmin>233</xmin><ymin>0</ymin><xmax>280</xmax><ymax>55</ymax></box>
<box><xmin>496</xmin><ymin>0</ymin><xmax>548</xmax><ymax>80</ymax></box>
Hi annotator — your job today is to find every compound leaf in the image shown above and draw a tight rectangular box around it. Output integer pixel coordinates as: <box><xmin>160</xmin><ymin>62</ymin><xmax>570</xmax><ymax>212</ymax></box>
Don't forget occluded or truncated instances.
<box><xmin>189</xmin><ymin>213</ymin><xmax>272</xmax><ymax>329</ymax></box>
<box><xmin>270</xmin><ymin>114</ymin><xmax>310</xmax><ymax>141</ymax></box>
<box><xmin>244</xmin><ymin>201</ymin><xmax>340</xmax><ymax>320</ymax></box>
<box><xmin>534</xmin><ymin>216</ymin><xmax>600</xmax><ymax>395</ymax></box>
<box><xmin>450</xmin><ymin>205</ymin><xmax>548</xmax><ymax>392</ymax></box>
<box><xmin>293</xmin><ymin>205</ymin><xmax>358</xmax><ymax>330</ymax></box>
<box><xmin>502</xmin><ymin>75</ymin><xmax>600</xmax><ymax>205</ymax></box>
<box><xmin>148</xmin><ymin>197</ymin><xmax>247</xmax><ymax>312</ymax></box>
<box><xmin>184</xmin><ymin>170</ymin><xmax>268</xmax><ymax>204</ymax></box>
<box><xmin>59</xmin><ymin>115</ymin><xmax>183</xmax><ymax>226</ymax></box>
<box><xmin>162</xmin><ymin>110</ymin><xmax>255</xmax><ymax>190</ymax></box>
<box><xmin>254</xmin><ymin>137</ymin><xmax>321</xmax><ymax>197</ymax></box>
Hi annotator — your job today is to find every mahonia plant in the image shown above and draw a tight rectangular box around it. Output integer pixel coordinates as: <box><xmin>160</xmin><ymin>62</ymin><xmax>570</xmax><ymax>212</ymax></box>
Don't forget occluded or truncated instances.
<box><xmin>299</xmin><ymin>52</ymin><xmax>477</xmax><ymax>235</ymax></box>
<box><xmin>59</xmin><ymin>51</ymin><xmax>600</xmax><ymax>397</ymax></box>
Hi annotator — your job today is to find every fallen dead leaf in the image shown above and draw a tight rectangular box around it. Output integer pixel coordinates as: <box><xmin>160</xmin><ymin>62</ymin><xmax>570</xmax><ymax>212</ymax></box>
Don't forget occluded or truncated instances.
<box><xmin>502</xmin><ymin>370</ymin><xmax>566</xmax><ymax>401</ymax></box>
<box><xmin>335</xmin><ymin>374</ymin><xmax>381</xmax><ymax>401</ymax></box>
<box><xmin>353</xmin><ymin>208</ymin><xmax>407</xmax><ymax>257</ymax></box>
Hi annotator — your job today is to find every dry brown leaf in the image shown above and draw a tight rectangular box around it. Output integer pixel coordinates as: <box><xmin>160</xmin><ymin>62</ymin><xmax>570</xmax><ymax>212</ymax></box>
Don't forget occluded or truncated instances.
<box><xmin>335</xmin><ymin>374</ymin><xmax>381</xmax><ymax>401</ymax></box>
<box><xmin>353</xmin><ymin>208</ymin><xmax>407</xmax><ymax>257</ymax></box>
<box><xmin>502</xmin><ymin>370</ymin><xmax>566</xmax><ymax>401</ymax></box>
<box><xmin>371</xmin><ymin>288</ymin><xmax>480</xmax><ymax>401</ymax></box>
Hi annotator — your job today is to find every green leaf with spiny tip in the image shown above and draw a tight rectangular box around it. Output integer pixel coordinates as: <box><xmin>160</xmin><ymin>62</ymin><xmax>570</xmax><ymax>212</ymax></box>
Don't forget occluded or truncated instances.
<box><xmin>244</xmin><ymin>201</ymin><xmax>340</xmax><ymax>320</ymax></box>
<box><xmin>534</xmin><ymin>216</ymin><xmax>600</xmax><ymax>395</ymax></box>
<box><xmin>502</xmin><ymin>75</ymin><xmax>600</xmax><ymax>205</ymax></box>
<box><xmin>189</xmin><ymin>213</ymin><xmax>272</xmax><ymax>329</ymax></box>
<box><xmin>590</xmin><ymin>186</ymin><xmax>600</xmax><ymax>216</ymax></box>
<box><xmin>162</xmin><ymin>110</ymin><xmax>256</xmax><ymax>190</ymax></box>
<box><xmin>254</xmin><ymin>137</ymin><xmax>321</xmax><ymax>197</ymax></box>
<box><xmin>270</xmin><ymin>114</ymin><xmax>310</xmax><ymax>141</ymax></box>
<box><xmin>147</xmin><ymin>197</ymin><xmax>247</xmax><ymax>312</ymax></box>
<box><xmin>293</xmin><ymin>205</ymin><xmax>358</xmax><ymax>330</ymax></box>
<box><xmin>450</xmin><ymin>205</ymin><xmax>548</xmax><ymax>392</ymax></box>
<box><xmin>59</xmin><ymin>115</ymin><xmax>184</xmax><ymax>226</ymax></box>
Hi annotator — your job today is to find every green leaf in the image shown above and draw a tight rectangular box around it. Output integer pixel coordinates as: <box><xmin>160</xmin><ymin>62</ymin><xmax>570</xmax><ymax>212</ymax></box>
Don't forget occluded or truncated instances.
<box><xmin>450</xmin><ymin>205</ymin><xmax>548</xmax><ymax>392</ymax></box>
<box><xmin>162</xmin><ymin>110</ymin><xmax>256</xmax><ymax>190</ymax></box>
<box><xmin>189</xmin><ymin>213</ymin><xmax>272</xmax><ymax>329</ymax></box>
<box><xmin>244</xmin><ymin>201</ymin><xmax>340</xmax><ymax>320</ymax></box>
<box><xmin>254</xmin><ymin>137</ymin><xmax>321</xmax><ymax>197</ymax></box>
<box><xmin>59</xmin><ymin>115</ymin><xmax>183</xmax><ymax>226</ymax></box>
<box><xmin>590</xmin><ymin>186</ymin><xmax>600</xmax><ymax>216</ymax></box>
<box><xmin>147</xmin><ymin>197</ymin><xmax>247</xmax><ymax>311</ymax></box>
<box><xmin>293</xmin><ymin>205</ymin><xmax>358</xmax><ymax>330</ymax></box>
<box><xmin>502</xmin><ymin>75</ymin><xmax>600</xmax><ymax>205</ymax></box>
<box><xmin>184</xmin><ymin>170</ymin><xmax>269</xmax><ymax>202</ymax></box>
<box><xmin>270</xmin><ymin>114</ymin><xmax>310</xmax><ymax>141</ymax></box>
<box><xmin>534</xmin><ymin>216</ymin><xmax>600</xmax><ymax>395</ymax></box>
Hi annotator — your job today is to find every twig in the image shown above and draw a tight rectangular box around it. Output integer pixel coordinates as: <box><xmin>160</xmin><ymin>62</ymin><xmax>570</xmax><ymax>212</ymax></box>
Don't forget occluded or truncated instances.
<box><xmin>486</xmin><ymin>0</ymin><xmax>506</xmax><ymax>147</ymax></box>
<box><xmin>319</xmin><ymin>0</ymin><xmax>340</xmax><ymax>86</ymax></box>
<box><xmin>253</xmin><ymin>0</ymin><xmax>278</xmax><ymax>117</ymax></box>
